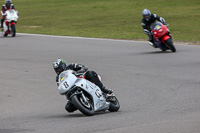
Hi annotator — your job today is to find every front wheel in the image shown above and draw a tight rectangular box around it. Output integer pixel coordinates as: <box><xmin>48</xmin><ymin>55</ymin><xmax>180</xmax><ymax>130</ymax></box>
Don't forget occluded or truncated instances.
<box><xmin>71</xmin><ymin>94</ymin><xmax>94</xmax><ymax>116</ymax></box>
<box><xmin>165</xmin><ymin>38</ymin><xmax>176</xmax><ymax>52</ymax></box>
<box><xmin>108</xmin><ymin>97</ymin><xmax>120</xmax><ymax>112</ymax></box>
<box><xmin>11</xmin><ymin>24</ymin><xmax>16</xmax><ymax>37</ymax></box>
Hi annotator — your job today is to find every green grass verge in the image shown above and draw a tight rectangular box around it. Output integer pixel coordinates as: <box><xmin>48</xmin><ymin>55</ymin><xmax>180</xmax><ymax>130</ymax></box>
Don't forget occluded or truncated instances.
<box><xmin>13</xmin><ymin>0</ymin><xmax>200</xmax><ymax>44</ymax></box>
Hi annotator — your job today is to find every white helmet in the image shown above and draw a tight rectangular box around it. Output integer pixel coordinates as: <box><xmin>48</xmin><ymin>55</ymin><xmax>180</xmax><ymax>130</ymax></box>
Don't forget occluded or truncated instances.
<box><xmin>5</xmin><ymin>0</ymin><xmax>12</xmax><ymax>8</ymax></box>
<box><xmin>5</xmin><ymin>0</ymin><xmax>12</xmax><ymax>3</ymax></box>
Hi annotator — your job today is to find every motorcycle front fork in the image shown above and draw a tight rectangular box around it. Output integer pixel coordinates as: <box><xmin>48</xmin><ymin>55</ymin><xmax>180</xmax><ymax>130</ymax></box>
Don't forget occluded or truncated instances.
<box><xmin>81</xmin><ymin>92</ymin><xmax>88</xmax><ymax>103</ymax></box>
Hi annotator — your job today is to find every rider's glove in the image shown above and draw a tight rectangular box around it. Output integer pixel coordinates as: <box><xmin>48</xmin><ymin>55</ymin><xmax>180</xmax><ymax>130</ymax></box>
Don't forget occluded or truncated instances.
<box><xmin>143</xmin><ymin>29</ymin><xmax>150</xmax><ymax>35</ymax></box>
<box><xmin>72</xmin><ymin>71</ymin><xmax>83</xmax><ymax>77</ymax></box>
<box><xmin>76</xmin><ymin>69</ymin><xmax>87</xmax><ymax>74</ymax></box>
<box><xmin>2</xmin><ymin>13</ymin><xmax>7</xmax><ymax>17</ymax></box>
<box><xmin>56</xmin><ymin>75</ymin><xmax>59</xmax><ymax>82</ymax></box>
<box><xmin>56</xmin><ymin>75</ymin><xmax>59</xmax><ymax>86</ymax></box>
<box><xmin>160</xmin><ymin>17</ymin><xmax>167</xmax><ymax>25</ymax></box>
<box><xmin>163</xmin><ymin>22</ymin><xmax>168</xmax><ymax>26</ymax></box>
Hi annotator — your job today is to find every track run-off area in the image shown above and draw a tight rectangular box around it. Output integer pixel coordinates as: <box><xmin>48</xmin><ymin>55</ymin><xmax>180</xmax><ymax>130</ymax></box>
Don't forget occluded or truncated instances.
<box><xmin>0</xmin><ymin>33</ymin><xmax>200</xmax><ymax>133</ymax></box>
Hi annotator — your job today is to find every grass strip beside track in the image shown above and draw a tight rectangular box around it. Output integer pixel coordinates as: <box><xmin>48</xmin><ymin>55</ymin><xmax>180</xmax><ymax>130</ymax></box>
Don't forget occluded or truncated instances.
<box><xmin>13</xmin><ymin>0</ymin><xmax>200</xmax><ymax>44</ymax></box>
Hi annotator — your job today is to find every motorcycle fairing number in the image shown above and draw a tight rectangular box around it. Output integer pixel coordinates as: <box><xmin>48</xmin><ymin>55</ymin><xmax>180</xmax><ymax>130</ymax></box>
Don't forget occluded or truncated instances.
<box><xmin>63</xmin><ymin>81</ymin><xmax>69</xmax><ymax>88</ymax></box>
<box><xmin>154</xmin><ymin>25</ymin><xmax>161</xmax><ymax>30</ymax></box>
<box><xmin>95</xmin><ymin>89</ymin><xmax>102</xmax><ymax>98</ymax></box>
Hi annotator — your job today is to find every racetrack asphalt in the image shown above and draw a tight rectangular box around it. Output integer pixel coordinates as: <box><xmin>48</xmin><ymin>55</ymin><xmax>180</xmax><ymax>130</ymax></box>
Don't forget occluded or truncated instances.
<box><xmin>0</xmin><ymin>33</ymin><xmax>200</xmax><ymax>133</ymax></box>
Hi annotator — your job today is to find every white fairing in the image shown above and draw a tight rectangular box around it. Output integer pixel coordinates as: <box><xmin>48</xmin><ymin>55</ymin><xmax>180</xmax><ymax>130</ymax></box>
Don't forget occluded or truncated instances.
<box><xmin>58</xmin><ymin>70</ymin><xmax>77</xmax><ymax>95</ymax></box>
<box><xmin>3</xmin><ymin>9</ymin><xmax>18</xmax><ymax>31</ymax></box>
<box><xmin>5</xmin><ymin>9</ymin><xmax>18</xmax><ymax>22</ymax></box>
<box><xmin>74</xmin><ymin>78</ymin><xmax>110</xmax><ymax>111</ymax></box>
<box><xmin>57</xmin><ymin>70</ymin><xmax>111</xmax><ymax>111</ymax></box>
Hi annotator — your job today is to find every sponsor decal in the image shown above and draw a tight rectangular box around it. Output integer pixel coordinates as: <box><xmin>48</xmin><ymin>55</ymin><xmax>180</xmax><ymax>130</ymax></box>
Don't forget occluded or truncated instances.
<box><xmin>154</xmin><ymin>25</ymin><xmax>161</xmax><ymax>30</ymax></box>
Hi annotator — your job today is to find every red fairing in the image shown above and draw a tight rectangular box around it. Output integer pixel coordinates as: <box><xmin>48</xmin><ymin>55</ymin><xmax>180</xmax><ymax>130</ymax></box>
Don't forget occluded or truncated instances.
<box><xmin>5</xmin><ymin>20</ymin><xmax>16</xmax><ymax>26</ymax></box>
<box><xmin>78</xmin><ymin>76</ymin><xmax>85</xmax><ymax>79</ymax></box>
<box><xmin>161</xmin><ymin>35</ymin><xmax>170</xmax><ymax>43</ymax></box>
<box><xmin>152</xmin><ymin>24</ymin><xmax>169</xmax><ymax>39</ymax></box>
<box><xmin>10</xmin><ymin>22</ymin><xmax>16</xmax><ymax>25</ymax></box>
<box><xmin>5</xmin><ymin>20</ymin><xmax>9</xmax><ymax>26</ymax></box>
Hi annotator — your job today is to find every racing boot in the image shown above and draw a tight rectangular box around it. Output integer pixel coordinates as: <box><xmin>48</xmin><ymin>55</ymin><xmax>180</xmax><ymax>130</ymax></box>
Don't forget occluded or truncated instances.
<box><xmin>65</xmin><ymin>101</ymin><xmax>77</xmax><ymax>113</ymax></box>
<box><xmin>101</xmin><ymin>86</ymin><xmax>113</xmax><ymax>94</ymax></box>
<box><xmin>148</xmin><ymin>34</ymin><xmax>158</xmax><ymax>48</ymax></box>
<box><xmin>149</xmin><ymin>39</ymin><xmax>158</xmax><ymax>48</ymax></box>
<box><xmin>101</xmin><ymin>87</ymin><xmax>116</xmax><ymax>102</ymax></box>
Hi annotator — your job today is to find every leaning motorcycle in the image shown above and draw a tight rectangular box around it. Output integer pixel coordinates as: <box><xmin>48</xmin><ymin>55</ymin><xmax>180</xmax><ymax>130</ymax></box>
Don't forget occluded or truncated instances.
<box><xmin>2</xmin><ymin>9</ymin><xmax>19</xmax><ymax>37</ymax></box>
<box><xmin>57</xmin><ymin>70</ymin><xmax>120</xmax><ymax>116</ymax></box>
<box><xmin>150</xmin><ymin>22</ymin><xmax>176</xmax><ymax>52</ymax></box>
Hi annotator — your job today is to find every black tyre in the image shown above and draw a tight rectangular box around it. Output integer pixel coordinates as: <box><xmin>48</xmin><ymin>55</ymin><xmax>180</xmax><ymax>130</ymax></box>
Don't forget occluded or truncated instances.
<box><xmin>71</xmin><ymin>94</ymin><xmax>94</xmax><ymax>116</ymax></box>
<box><xmin>11</xmin><ymin>24</ymin><xmax>16</xmax><ymax>37</ymax></box>
<box><xmin>165</xmin><ymin>38</ymin><xmax>176</xmax><ymax>52</ymax></box>
<box><xmin>108</xmin><ymin>97</ymin><xmax>120</xmax><ymax>112</ymax></box>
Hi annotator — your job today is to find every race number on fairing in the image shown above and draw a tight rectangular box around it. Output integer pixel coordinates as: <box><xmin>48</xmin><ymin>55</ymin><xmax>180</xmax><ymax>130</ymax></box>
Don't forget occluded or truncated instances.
<box><xmin>63</xmin><ymin>81</ymin><xmax>69</xmax><ymax>88</ymax></box>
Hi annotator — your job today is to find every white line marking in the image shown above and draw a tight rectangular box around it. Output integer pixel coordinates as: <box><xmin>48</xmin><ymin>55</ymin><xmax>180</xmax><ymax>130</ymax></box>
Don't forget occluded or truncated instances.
<box><xmin>17</xmin><ymin>33</ymin><xmax>145</xmax><ymax>43</ymax></box>
<box><xmin>17</xmin><ymin>33</ymin><xmax>198</xmax><ymax>46</ymax></box>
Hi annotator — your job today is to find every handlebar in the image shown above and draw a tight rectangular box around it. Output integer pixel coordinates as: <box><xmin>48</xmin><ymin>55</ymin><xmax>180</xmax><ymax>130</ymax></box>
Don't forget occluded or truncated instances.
<box><xmin>72</xmin><ymin>71</ymin><xmax>84</xmax><ymax>77</ymax></box>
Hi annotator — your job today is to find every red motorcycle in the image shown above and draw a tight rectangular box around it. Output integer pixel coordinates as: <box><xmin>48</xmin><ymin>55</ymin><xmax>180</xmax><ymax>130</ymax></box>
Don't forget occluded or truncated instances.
<box><xmin>150</xmin><ymin>22</ymin><xmax>176</xmax><ymax>52</ymax></box>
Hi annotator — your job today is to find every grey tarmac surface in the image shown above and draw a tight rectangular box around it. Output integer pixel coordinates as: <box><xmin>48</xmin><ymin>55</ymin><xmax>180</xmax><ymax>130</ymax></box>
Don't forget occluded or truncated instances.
<box><xmin>0</xmin><ymin>33</ymin><xmax>200</xmax><ymax>133</ymax></box>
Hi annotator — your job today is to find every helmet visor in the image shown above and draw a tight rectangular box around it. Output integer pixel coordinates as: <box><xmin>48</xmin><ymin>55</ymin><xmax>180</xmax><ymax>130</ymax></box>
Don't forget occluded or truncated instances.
<box><xmin>6</xmin><ymin>3</ymin><xmax>11</xmax><ymax>8</ymax></box>
<box><xmin>55</xmin><ymin>67</ymin><xmax>64</xmax><ymax>74</ymax></box>
<box><xmin>144</xmin><ymin>15</ymin><xmax>150</xmax><ymax>20</ymax></box>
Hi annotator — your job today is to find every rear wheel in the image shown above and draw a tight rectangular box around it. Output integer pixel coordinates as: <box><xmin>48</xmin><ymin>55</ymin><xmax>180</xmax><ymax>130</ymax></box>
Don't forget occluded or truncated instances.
<box><xmin>165</xmin><ymin>38</ymin><xmax>176</xmax><ymax>52</ymax></box>
<box><xmin>71</xmin><ymin>94</ymin><xmax>94</xmax><ymax>116</ymax></box>
<box><xmin>108</xmin><ymin>97</ymin><xmax>120</xmax><ymax>112</ymax></box>
<box><xmin>11</xmin><ymin>24</ymin><xmax>16</xmax><ymax>37</ymax></box>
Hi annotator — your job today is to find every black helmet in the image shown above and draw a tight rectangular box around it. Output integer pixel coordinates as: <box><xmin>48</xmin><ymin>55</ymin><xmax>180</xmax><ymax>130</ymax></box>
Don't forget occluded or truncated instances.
<box><xmin>5</xmin><ymin>0</ymin><xmax>12</xmax><ymax>8</ymax></box>
<box><xmin>53</xmin><ymin>59</ymin><xmax>67</xmax><ymax>74</ymax></box>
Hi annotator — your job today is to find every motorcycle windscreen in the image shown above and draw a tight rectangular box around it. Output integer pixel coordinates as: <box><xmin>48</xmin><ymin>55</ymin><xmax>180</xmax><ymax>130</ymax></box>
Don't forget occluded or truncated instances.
<box><xmin>6</xmin><ymin>9</ymin><xmax>18</xmax><ymax>20</ymax></box>
<box><xmin>150</xmin><ymin>22</ymin><xmax>162</xmax><ymax>30</ymax></box>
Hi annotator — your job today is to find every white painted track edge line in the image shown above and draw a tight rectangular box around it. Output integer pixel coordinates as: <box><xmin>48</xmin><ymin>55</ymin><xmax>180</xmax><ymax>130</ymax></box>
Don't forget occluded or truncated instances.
<box><xmin>17</xmin><ymin>33</ymin><xmax>197</xmax><ymax>46</ymax></box>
